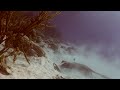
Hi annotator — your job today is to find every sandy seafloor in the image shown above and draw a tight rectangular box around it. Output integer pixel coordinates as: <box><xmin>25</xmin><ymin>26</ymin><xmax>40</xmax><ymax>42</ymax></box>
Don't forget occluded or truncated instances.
<box><xmin>0</xmin><ymin>42</ymin><xmax>120</xmax><ymax>79</ymax></box>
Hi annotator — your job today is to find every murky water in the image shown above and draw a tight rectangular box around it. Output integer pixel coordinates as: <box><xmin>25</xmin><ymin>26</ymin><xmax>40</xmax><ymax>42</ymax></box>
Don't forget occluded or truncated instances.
<box><xmin>52</xmin><ymin>11</ymin><xmax>120</xmax><ymax>79</ymax></box>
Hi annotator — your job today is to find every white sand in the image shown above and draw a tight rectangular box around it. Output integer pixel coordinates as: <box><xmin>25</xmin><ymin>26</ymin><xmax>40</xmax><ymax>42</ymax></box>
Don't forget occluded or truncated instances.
<box><xmin>0</xmin><ymin>42</ymin><xmax>119</xmax><ymax>79</ymax></box>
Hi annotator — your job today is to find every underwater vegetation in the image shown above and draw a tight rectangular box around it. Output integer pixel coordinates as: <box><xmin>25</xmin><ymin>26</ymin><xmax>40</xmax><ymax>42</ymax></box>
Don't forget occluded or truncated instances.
<box><xmin>0</xmin><ymin>11</ymin><xmax>60</xmax><ymax>75</ymax></box>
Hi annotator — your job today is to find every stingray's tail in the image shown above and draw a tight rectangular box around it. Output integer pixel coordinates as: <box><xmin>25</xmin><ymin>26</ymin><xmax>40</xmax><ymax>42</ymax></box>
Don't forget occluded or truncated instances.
<box><xmin>92</xmin><ymin>71</ymin><xmax>111</xmax><ymax>79</ymax></box>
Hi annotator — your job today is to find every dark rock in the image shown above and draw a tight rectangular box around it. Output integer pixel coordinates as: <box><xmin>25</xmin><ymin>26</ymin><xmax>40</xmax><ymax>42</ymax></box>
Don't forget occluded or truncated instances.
<box><xmin>26</xmin><ymin>49</ymin><xmax>37</xmax><ymax>56</ymax></box>
<box><xmin>65</xmin><ymin>46</ymin><xmax>76</xmax><ymax>54</ymax></box>
<box><xmin>48</xmin><ymin>43</ymin><xmax>58</xmax><ymax>52</ymax></box>
<box><xmin>0</xmin><ymin>65</ymin><xmax>10</xmax><ymax>75</ymax></box>
<box><xmin>53</xmin><ymin>63</ymin><xmax>61</xmax><ymax>72</ymax></box>
<box><xmin>53</xmin><ymin>75</ymin><xmax>65</xmax><ymax>79</ymax></box>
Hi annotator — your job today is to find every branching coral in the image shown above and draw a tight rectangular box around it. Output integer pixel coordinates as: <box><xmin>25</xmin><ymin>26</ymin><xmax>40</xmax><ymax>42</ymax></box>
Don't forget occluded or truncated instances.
<box><xmin>0</xmin><ymin>11</ymin><xmax>60</xmax><ymax>75</ymax></box>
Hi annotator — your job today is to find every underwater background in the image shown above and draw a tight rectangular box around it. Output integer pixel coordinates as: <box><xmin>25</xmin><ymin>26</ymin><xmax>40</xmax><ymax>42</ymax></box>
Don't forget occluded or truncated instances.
<box><xmin>1</xmin><ymin>11</ymin><xmax>120</xmax><ymax>79</ymax></box>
